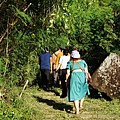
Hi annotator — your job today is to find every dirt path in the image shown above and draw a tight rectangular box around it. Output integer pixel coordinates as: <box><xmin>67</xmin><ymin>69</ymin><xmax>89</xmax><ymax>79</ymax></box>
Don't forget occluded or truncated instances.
<box><xmin>24</xmin><ymin>87</ymin><xmax>120</xmax><ymax>120</ymax></box>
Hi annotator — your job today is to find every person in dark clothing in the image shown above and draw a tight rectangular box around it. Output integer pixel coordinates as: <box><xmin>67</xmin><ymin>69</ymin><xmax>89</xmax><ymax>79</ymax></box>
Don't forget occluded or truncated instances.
<box><xmin>56</xmin><ymin>49</ymin><xmax>70</xmax><ymax>98</ymax></box>
<box><xmin>39</xmin><ymin>47</ymin><xmax>52</xmax><ymax>91</ymax></box>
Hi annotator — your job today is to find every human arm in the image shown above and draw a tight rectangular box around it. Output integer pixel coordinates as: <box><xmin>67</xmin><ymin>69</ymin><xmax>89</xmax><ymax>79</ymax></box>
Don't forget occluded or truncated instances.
<box><xmin>55</xmin><ymin>54</ymin><xmax>59</xmax><ymax>67</ymax></box>
<box><xmin>50</xmin><ymin>57</ymin><xmax>52</xmax><ymax>73</ymax></box>
<box><xmin>38</xmin><ymin>55</ymin><xmax>41</xmax><ymax>64</ymax></box>
<box><xmin>83</xmin><ymin>60</ymin><xmax>88</xmax><ymax>73</ymax></box>
<box><xmin>66</xmin><ymin>69</ymin><xmax>70</xmax><ymax>87</ymax></box>
<box><xmin>56</xmin><ymin>63</ymin><xmax>61</xmax><ymax>72</ymax></box>
<box><xmin>56</xmin><ymin>56</ymin><xmax>62</xmax><ymax>71</ymax></box>
<box><xmin>84</xmin><ymin>67</ymin><xmax>88</xmax><ymax>73</ymax></box>
<box><xmin>52</xmin><ymin>54</ymin><xmax>56</xmax><ymax>69</ymax></box>
<box><xmin>84</xmin><ymin>61</ymin><xmax>92</xmax><ymax>82</ymax></box>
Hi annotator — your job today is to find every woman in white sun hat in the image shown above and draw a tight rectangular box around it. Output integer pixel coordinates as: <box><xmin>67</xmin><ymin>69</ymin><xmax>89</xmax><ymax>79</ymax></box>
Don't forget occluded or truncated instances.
<box><xmin>66</xmin><ymin>50</ymin><xmax>90</xmax><ymax>114</ymax></box>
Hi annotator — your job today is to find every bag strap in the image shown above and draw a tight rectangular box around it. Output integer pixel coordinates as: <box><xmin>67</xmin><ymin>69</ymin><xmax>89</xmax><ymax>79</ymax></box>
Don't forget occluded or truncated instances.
<box><xmin>75</xmin><ymin>61</ymin><xmax>85</xmax><ymax>72</ymax></box>
<box><xmin>54</xmin><ymin>53</ymin><xmax>57</xmax><ymax>57</ymax></box>
<box><xmin>76</xmin><ymin>61</ymin><xmax>92</xmax><ymax>83</ymax></box>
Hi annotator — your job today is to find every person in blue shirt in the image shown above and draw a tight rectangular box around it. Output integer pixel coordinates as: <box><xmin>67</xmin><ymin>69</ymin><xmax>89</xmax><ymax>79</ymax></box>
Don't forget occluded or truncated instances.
<box><xmin>39</xmin><ymin>47</ymin><xmax>52</xmax><ymax>91</ymax></box>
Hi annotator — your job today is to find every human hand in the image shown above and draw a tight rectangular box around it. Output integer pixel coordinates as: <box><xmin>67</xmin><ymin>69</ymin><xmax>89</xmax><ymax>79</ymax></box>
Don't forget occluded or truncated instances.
<box><xmin>55</xmin><ymin>69</ymin><xmax>58</xmax><ymax>73</ymax></box>
<box><xmin>50</xmin><ymin>70</ymin><xmax>52</xmax><ymax>74</ymax></box>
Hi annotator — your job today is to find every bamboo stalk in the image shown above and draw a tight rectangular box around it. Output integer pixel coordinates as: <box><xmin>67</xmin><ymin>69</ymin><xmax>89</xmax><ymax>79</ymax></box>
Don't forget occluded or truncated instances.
<box><xmin>18</xmin><ymin>80</ymin><xmax>29</xmax><ymax>99</ymax></box>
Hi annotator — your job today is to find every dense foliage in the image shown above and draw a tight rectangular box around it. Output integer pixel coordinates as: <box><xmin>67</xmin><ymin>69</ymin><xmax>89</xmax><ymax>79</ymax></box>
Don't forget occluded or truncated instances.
<box><xmin>0</xmin><ymin>0</ymin><xmax>120</xmax><ymax>119</ymax></box>
<box><xmin>0</xmin><ymin>0</ymin><xmax>120</xmax><ymax>88</ymax></box>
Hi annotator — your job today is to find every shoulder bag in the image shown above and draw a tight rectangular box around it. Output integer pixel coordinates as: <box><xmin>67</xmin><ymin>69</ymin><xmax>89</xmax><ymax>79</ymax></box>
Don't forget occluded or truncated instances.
<box><xmin>75</xmin><ymin>62</ymin><xmax>92</xmax><ymax>83</ymax></box>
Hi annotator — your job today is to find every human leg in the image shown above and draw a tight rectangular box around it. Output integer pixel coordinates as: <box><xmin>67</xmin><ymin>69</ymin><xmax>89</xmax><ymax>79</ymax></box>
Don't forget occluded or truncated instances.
<box><xmin>58</xmin><ymin>69</ymin><xmax>62</xmax><ymax>88</ymax></box>
<box><xmin>60</xmin><ymin>69</ymin><xmax>67</xmax><ymax>98</ymax></box>
<box><xmin>74</xmin><ymin>100</ymin><xmax>79</xmax><ymax>114</ymax></box>
<box><xmin>41</xmin><ymin>69</ymin><xmax>47</xmax><ymax>89</ymax></box>
<box><xmin>54</xmin><ymin>70</ymin><xmax>58</xmax><ymax>86</ymax></box>
<box><xmin>80</xmin><ymin>98</ymin><xmax>84</xmax><ymax>109</ymax></box>
<box><xmin>51</xmin><ymin>69</ymin><xmax>55</xmax><ymax>87</ymax></box>
<box><xmin>45</xmin><ymin>69</ymin><xmax>50</xmax><ymax>89</ymax></box>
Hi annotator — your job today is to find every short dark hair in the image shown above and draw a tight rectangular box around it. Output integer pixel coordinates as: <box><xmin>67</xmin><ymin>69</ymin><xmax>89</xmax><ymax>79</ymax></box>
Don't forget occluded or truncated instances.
<box><xmin>44</xmin><ymin>46</ymin><xmax>49</xmax><ymax>51</ymax></box>
<box><xmin>59</xmin><ymin>47</ymin><xmax>64</xmax><ymax>51</ymax></box>
<box><xmin>63</xmin><ymin>49</ymin><xmax>68</xmax><ymax>56</ymax></box>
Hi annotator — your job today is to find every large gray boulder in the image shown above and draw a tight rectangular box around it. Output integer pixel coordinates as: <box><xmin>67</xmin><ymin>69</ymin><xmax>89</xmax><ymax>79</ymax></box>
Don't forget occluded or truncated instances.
<box><xmin>90</xmin><ymin>53</ymin><xmax>120</xmax><ymax>99</ymax></box>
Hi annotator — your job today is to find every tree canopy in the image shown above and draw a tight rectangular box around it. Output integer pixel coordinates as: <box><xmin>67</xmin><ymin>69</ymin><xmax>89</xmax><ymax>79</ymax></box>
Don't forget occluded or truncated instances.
<box><xmin>0</xmin><ymin>0</ymin><xmax>120</xmax><ymax>86</ymax></box>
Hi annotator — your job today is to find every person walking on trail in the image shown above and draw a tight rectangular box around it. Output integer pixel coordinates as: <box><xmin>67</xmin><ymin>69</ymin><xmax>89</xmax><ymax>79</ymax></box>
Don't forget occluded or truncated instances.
<box><xmin>55</xmin><ymin>48</ymin><xmax>70</xmax><ymax>87</ymax></box>
<box><xmin>39</xmin><ymin>47</ymin><xmax>52</xmax><ymax>91</ymax></box>
<box><xmin>52</xmin><ymin>47</ymin><xmax>62</xmax><ymax>86</ymax></box>
<box><xmin>56</xmin><ymin>49</ymin><xmax>70</xmax><ymax>98</ymax></box>
<box><xmin>66</xmin><ymin>50</ymin><xmax>90</xmax><ymax>115</ymax></box>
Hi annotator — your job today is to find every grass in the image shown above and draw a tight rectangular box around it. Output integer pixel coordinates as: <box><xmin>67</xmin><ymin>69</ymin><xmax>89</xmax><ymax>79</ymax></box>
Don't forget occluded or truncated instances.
<box><xmin>23</xmin><ymin>86</ymin><xmax>120</xmax><ymax>120</ymax></box>
<box><xmin>1</xmin><ymin>86</ymin><xmax>120</xmax><ymax>120</ymax></box>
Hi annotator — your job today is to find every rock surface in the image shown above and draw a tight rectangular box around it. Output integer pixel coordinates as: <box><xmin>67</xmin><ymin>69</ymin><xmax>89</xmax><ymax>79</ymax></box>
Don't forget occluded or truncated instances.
<box><xmin>90</xmin><ymin>53</ymin><xmax>120</xmax><ymax>99</ymax></box>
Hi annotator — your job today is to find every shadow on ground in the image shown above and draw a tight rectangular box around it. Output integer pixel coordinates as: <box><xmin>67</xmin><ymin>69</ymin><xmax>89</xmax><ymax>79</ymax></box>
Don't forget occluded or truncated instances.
<box><xmin>33</xmin><ymin>95</ymin><xmax>73</xmax><ymax>113</ymax></box>
<box><xmin>89</xmin><ymin>85</ymin><xmax>112</xmax><ymax>101</ymax></box>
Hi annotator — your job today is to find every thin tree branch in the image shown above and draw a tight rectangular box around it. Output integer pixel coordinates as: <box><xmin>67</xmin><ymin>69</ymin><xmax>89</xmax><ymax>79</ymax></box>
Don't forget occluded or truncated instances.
<box><xmin>0</xmin><ymin>0</ymin><xmax>7</xmax><ymax>7</ymax></box>
<box><xmin>3</xmin><ymin>17</ymin><xmax>9</xmax><ymax>77</ymax></box>
<box><xmin>18</xmin><ymin>80</ymin><xmax>29</xmax><ymax>99</ymax></box>
<box><xmin>0</xmin><ymin>3</ymin><xmax>32</xmax><ymax>43</ymax></box>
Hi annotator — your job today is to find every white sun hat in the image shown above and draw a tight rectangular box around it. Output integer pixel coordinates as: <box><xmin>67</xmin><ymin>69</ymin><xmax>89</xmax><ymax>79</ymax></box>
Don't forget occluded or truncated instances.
<box><xmin>71</xmin><ymin>50</ymin><xmax>80</xmax><ymax>58</ymax></box>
